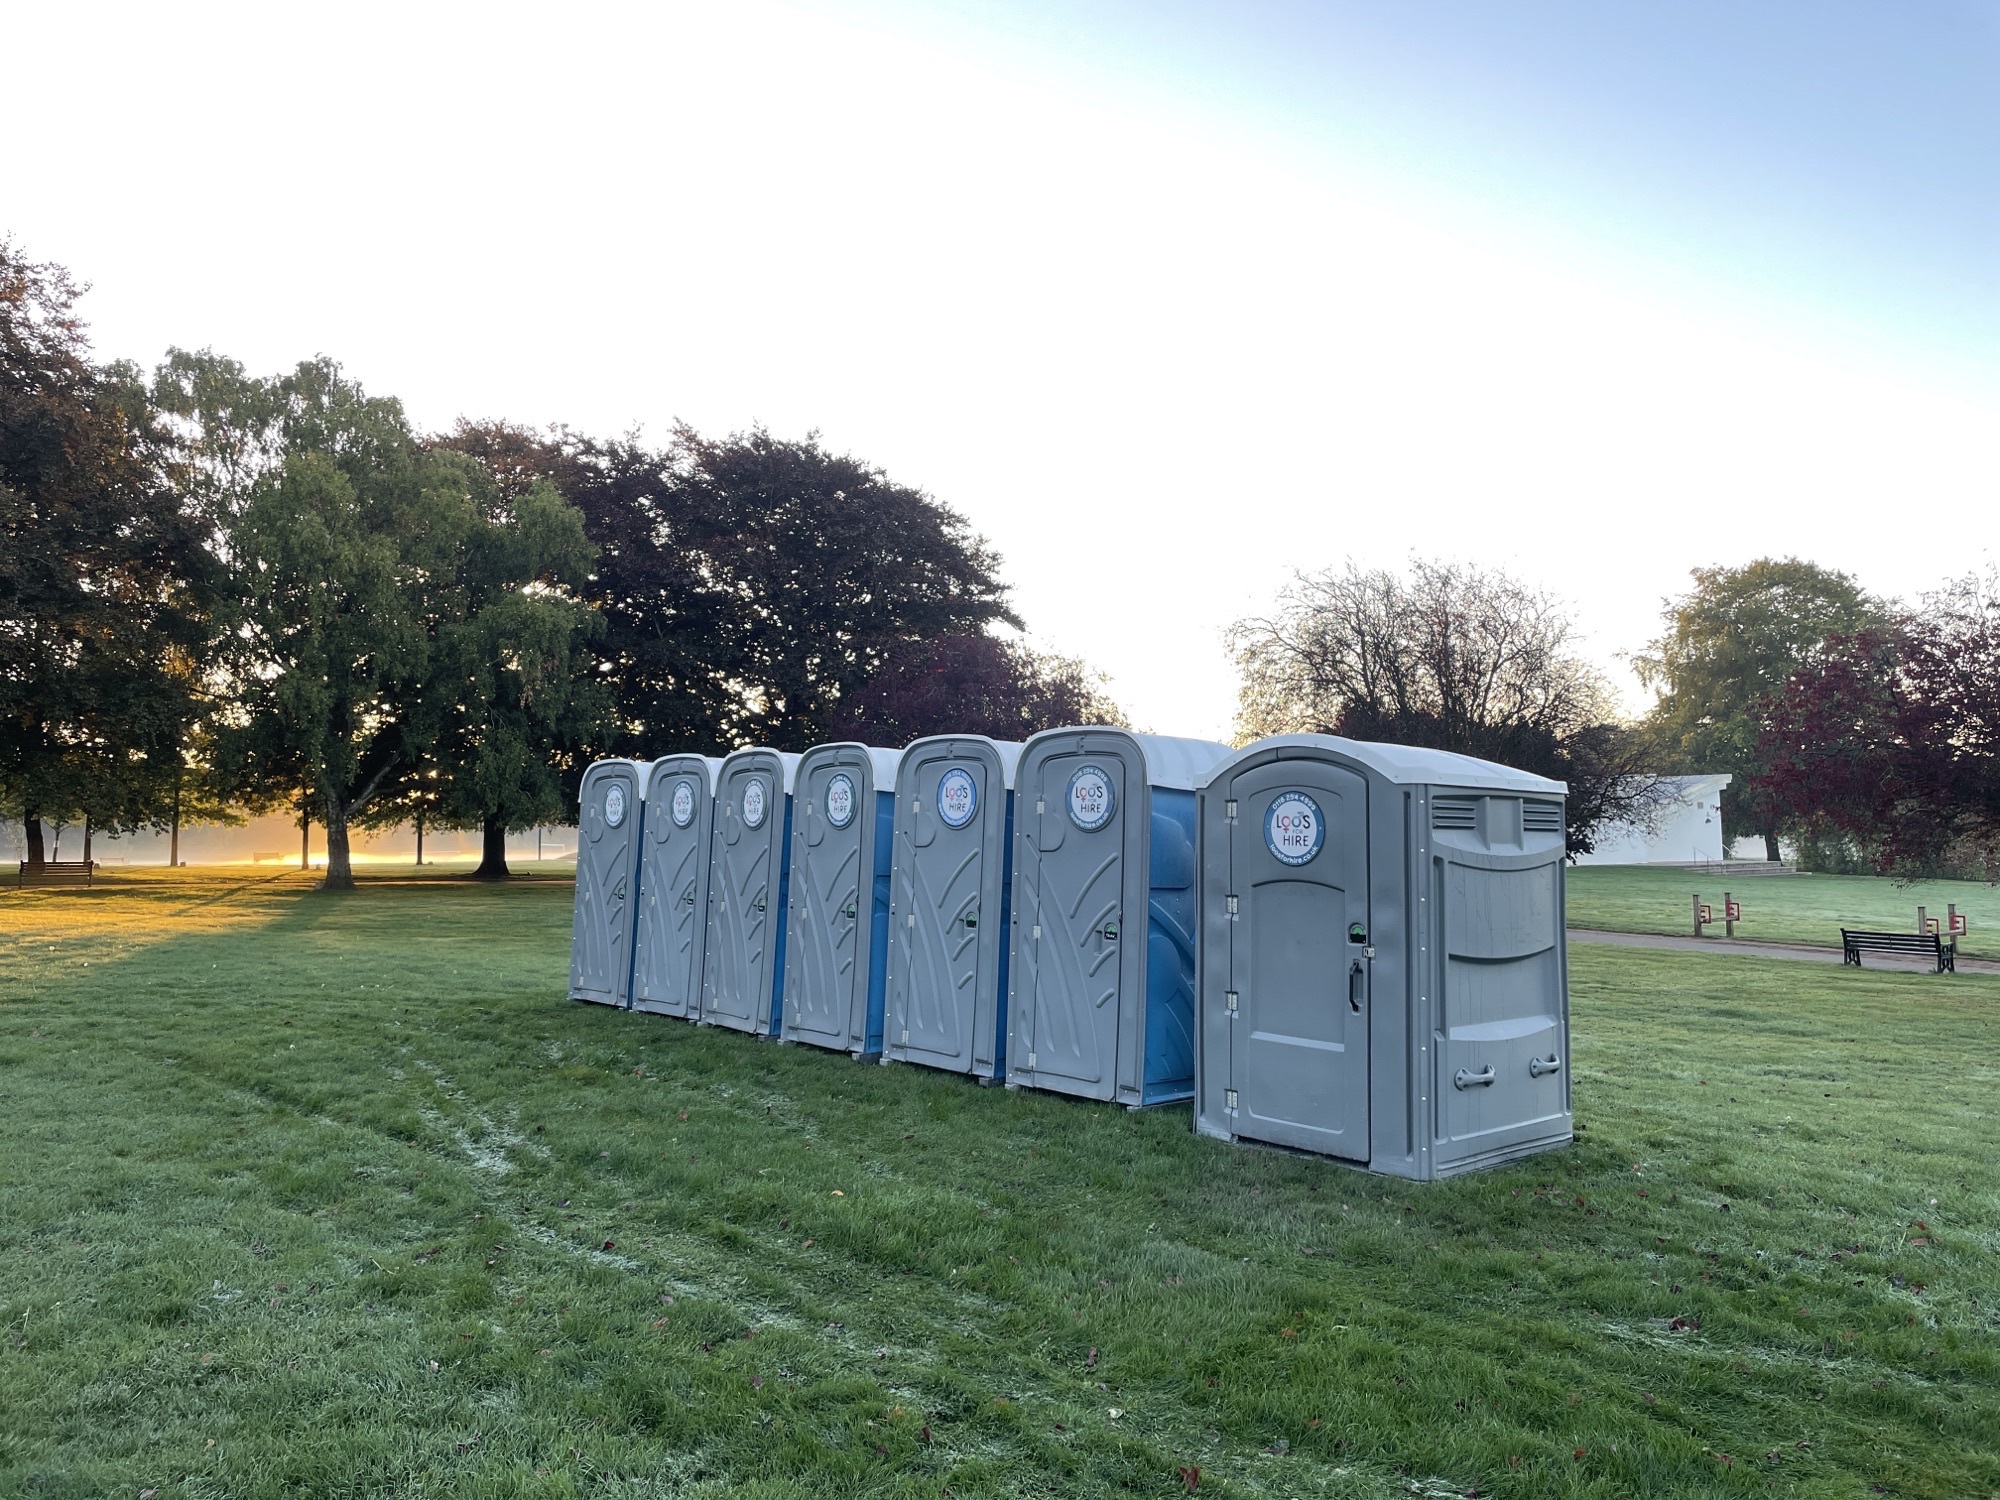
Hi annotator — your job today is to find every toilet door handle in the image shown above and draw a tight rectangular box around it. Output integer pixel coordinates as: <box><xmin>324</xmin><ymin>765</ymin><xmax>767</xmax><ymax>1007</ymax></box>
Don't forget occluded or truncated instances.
<box><xmin>1455</xmin><ymin>1066</ymin><xmax>1496</xmax><ymax>1090</ymax></box>
<box><xmin>1348</xmin><ymin>960</ymin><xmax>1364</xmax><ymax>1013</ymax></box>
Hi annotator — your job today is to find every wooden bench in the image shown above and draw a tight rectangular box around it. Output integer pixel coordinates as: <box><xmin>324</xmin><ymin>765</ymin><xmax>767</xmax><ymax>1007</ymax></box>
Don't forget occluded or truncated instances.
<box><xmin>1841</xmin><ymin>928</ymin><xmax>1954</xmax><ymax>973</ymax></box>
<box><xmin>16</xmin><ymin>860</ymin><xmax>95</xmax><ymax>888</ymax></box>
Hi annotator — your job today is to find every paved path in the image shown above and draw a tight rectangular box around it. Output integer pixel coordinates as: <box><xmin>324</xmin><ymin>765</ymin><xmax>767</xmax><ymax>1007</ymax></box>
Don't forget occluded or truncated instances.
<box><xmin>1566</xmin><ymin>927</ymin><xmax>2000</xmax><ymax>974</ymax></box>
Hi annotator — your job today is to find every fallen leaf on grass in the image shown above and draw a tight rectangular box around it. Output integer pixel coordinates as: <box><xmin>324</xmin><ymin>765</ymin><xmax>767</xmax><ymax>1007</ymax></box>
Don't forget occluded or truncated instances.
<box><xmin>1087</xmin><ymin>1347</ymin><xmax>1099</xmax><ymax>1367</ymax></box>
<box><xmin>831</xmin><ymin>1189</ymin><xmax>845</xmax><ymax>1197</ymax></box>
<box><xmin>1177</xmin><ymin>1462</ymin><xmax>1200</xmax><ymax>1491</ymax></box>
<box><xmin>651</xmin><ymin>1319</ymin><xmax>668</xmax><ymax>1329</ymax></box>
<box><xmin>1107</xmin><ymin>1407</ymin><xmax>1124</xmax><ymax>1419</ymax></box>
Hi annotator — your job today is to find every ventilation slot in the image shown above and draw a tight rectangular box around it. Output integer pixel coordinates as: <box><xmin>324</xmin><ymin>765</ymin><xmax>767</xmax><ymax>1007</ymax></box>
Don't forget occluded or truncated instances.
<box><xmin>1431</xmin><ymin>798</ymin><xmax>1477</xmax><ymax>831</ymax></box>
<box><xmin>1523</xmin><ymin>802</ymin><xmax>1564</xmax><ymax>833</ymax></box>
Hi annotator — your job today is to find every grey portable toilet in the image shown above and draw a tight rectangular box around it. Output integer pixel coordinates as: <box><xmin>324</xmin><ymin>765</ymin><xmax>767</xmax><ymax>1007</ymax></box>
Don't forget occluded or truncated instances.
<box><xmin>882</xmin><ymin>735</ymin><xmax>1022</xmax><ymax>1079</ymax></box>
<box><xmin>630</xmin><ymin>754</ymin><xmax>725</xmax><ymax>1019</ymax></box>
<box><xmin>780</xmin><ymin>744</ymin><xmax>904</xmax><ymax>1057</ymax></box>
<box><xmin>1194</xmin><ymin>734</ymin><xmax>1571</xmax><ymax>1179</ymax></box>
<box><xmin>569</xmin><ymin>757</ymin><xmax>647</xmax><ymax>1008</ymax></box>
<box><xmin>700</xmin><ymin>748</ymin><xmax>803</xmax><ymax>1037</ymax></box>
<box><xmin>1007</xmin><ymin>729</ymin><xmax>1233</xmax><ymax>1107</ymax></box>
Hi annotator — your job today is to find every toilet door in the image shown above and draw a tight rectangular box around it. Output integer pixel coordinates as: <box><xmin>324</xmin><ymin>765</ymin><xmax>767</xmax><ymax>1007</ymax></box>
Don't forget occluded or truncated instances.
<box><xmin>787</xmin><ymin>758</ymin><xmax>866</xmax><ymax>1047</ymax></box>
<box><xmin>632</xmin><ymin>769</ymin><xmax>708</xmax><ymax>1017</ymax></box>
<box><xmin>1018</xmin><ymin>752</ymin><xmax>1127</xmax><ymax>1097</ymax></box>
<box><xmin>889</xmin><ymin>750</ymin><xmax>990</xmax><ymax>1071</ymax></box>
<box><xmin>1227</xmin><ymin>760</ymin><xmax>1370</xmax><ymax>1159</ymax></box>
<box><xmin>703</xmin><ymin>764</ymin><xmax>777</xmax><ymax>1031</ymax></box>
<box><xmin>570</xmin><ymin>764</ymin><xmax>640</xmax><ymax>1005</ymax></box>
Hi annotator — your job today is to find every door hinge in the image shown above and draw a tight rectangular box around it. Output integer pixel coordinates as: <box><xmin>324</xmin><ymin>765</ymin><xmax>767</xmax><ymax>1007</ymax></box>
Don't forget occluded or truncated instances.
<box><xmin>1031</xmin><ymin>924</ymin><xmax>1041</xmax><ymax>940</ymax></box>
<box><xmin>1225</xmin><ymin>990</ymin><xmax>1238</xmax><ymax>1014</ymax></box>
<box><xmin>907</xmin><ymin>913</ymin><xmax>915</xmax><ymax>927</ymax></box>
<box><xmin>1224</xmin><ymin>1088</ymin><xmax>1238</xmax><ymax>1111</ymax></box>
<box><xmin>1225</xmin><ymin>894</ymin><xmax>1238</xmax><ymax>915</ymax></box>
<box><xmin>1225</xmin><ymin>799</ymin><xmax>1238</xmax><ymax>821</ymax></box>
<box><xmin>1036</xmin><ymin>798</ymin><xmax>1046</xmax><ymax>815</ymax></box>
<box><xmin>900</xmin><ymin>1028</ymin><xmax>910</xmax><ymax>1044</ymax></box>
<box><xmin>1027</xmin><ymin>1051</ymin><xmax>1037</xmax><ymax>1069</ymax></box>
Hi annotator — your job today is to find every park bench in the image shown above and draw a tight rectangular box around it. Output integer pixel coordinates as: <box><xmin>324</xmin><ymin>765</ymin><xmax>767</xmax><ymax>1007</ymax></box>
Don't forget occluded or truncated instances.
<box><xmin>1841</xmin><ymin>928</ymin><xmax>1954</xmax><ymax>974</ymax></box>
<box><xmin>16</xmin><ymin>860</ymin><xmax>95</xmax><ymax>888</ymax></box>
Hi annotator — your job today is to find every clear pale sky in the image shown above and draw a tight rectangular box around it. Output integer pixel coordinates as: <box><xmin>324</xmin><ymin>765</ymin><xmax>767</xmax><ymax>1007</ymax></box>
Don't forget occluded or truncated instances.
<box><xmin>6</xmin><ymin>0</ymin><xmax>1995</xmax><ymax>739</ymax></box>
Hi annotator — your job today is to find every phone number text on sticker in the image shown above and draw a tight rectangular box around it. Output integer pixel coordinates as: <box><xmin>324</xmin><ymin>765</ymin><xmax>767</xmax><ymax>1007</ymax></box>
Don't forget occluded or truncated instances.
<box><xmin>1264</xmin><ymin>791</ymin><xmax>1325</xmax><ymax>866</ymax></box>
<box><xmin>937</xmin><ymin>768</ymin><xmax>978</xmax><ymax>829</ymax></box>
<box><xmin>1066</xmin><ymin>764</ymin><xmax>1114</xmax><ymax>831</ymax></box>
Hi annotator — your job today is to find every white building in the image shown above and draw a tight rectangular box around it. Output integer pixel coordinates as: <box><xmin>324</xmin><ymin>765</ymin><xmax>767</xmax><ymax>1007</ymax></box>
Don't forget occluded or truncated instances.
<box><xmin>1573</xmin><ymin>774</ymin><xmax>1731</xmax><ymax>866</ymax></box>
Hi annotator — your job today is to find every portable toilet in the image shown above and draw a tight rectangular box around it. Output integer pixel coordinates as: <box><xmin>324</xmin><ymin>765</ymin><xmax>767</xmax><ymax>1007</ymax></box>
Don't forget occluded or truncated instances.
<box><xmin>882</xmin><ymin>736</ymin><xmax>1022</xmax><ymax>1079</ymax></box>
<box><xmin>1007</xmin><ymin>729</ymin><xmax>1233</xmax><ymax>1107</ymax></box>
<box><xmin>780</xmin><ymin>744</ymin><xmax>904</xmax><ymax>1057</ymax></box>
<box><xmin>569</xmin><ymin>757</ymin><xmax>648</xmax><ymax>1008</ymax></box>
<box><xmin>700</xmin><ymin>748</ymin><xmax>803</xmax><ymax>1036</ymax></box>
<box><xmin>630</xmin><ymin>754</ymin><xmax>725</xmax><ymax>1019</ymax></box>
<box><xmin>1193</xmin><ymin>735</ymin><xmax>1571</xmax><ymax>1179</ymax></box>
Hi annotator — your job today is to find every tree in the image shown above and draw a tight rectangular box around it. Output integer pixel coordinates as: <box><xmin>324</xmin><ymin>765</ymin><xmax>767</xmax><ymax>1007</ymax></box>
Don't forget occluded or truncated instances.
<box><xmin>362</xmin><ymin>450</ymin><xmax>606</xmax><ymax>879</ymax></box>
<box><xmin>170</xmin><ymin>356</ymin><xmax>470</xmax><ymax>889</ymax></box>
<box><xmin>1231</xmin><ymin>560</ymin><xmax>1662</xmax><ymax>855</ymax></box>
<box><xmin>439</xmin><ymin>422</ymin><xmax>1018</xmax><ymax>756</ymax></box>
<box><xmin>826</xmin><ymin>633</ymin><xmax>1126</xmax><ymax>744</ymax></box>
<box><xmin>1758</xmin><ymin>575</ymin><xmax>2000</xmax><ymax>879</ymax></box>
<box><xmin>1634</xmin><ymin>558</ymin><xmax>1883</xmax><ymax>860</ymax></box>
<box><xmin>0</xmin><ymin>240</ymin><xmax>214</xmax><ymax>866</ymax></box>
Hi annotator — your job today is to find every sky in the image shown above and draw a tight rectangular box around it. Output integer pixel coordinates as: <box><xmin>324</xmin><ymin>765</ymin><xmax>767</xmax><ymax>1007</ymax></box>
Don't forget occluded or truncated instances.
<box><xmin>4</xmin><ymin>0</ymin><xmax>1995</xmax><ymax>740</ymax></box>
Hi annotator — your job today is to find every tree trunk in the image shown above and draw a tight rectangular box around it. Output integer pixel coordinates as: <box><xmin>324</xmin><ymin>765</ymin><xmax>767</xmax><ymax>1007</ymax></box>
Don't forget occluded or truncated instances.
<box><xmin>1763</xmin><ymin>827</ymin><xmax>1781</xmax><ymax>863</ymax></box>
<box><xmin>170</xmin><ymin>773</ymin><xmax>182</xmax><ymax>868</ymax></box>
<box><xmin>301</xmin><ymin>807</ymin><xmax>310</xmax><ymax>871</ymax></box>
<box><xmin>23</xmin><ymin>812</ymin><xmax>45</xmax><ymax>870</ymax></box>
<box><xmin>322</xmin><ymin>792</ymin><xmax>356</xmax><ymax>891</ymax></box>
<box><xmin>82</xmin><ymin>815</ymin><xmax>93</xmax><ymax>865</ymax></box>
<box><xmin>471</xmin><ymin>814</ymin><xmax>510</xmax><ymax>880</ymax></box>
<box><xmin>415</xmin><ymin>806</ymin><xmax>425</xmax><ymax>867</ymax></box>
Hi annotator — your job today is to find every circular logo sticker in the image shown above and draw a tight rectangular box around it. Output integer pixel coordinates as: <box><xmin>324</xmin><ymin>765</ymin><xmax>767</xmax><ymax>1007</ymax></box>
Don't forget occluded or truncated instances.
<box><xmin>1264</xmin><ymin>790</ymin><xmax>1324</xmax><ymax>866</ymax></box>
<box><xmin>741</xmin><ymin>776</ymin><xmax>769</xmax><ymax>830</ymax></box>
<box><xmin>670</xmin><ymin>779</ymin><xmax>696</xmax><ymax>828</ymax></box>
<box><xmin>604</xmin><ymin>782</ymin><xmax>627</xmax><ymax>829</ymax></box>
<box><xmin>937</xmin><ymin>767</ymin><xmax>978</xmax><ymax>829</ymax></box>
<box><xmin>825</xmin><ymin>773</ymin><xmax>856</xmax><ymax>829</ymax></box>
<box><xmin>1066</xmin><ymin>763</ymin><xmax>1114</xmax><ymax>831</ymax></box>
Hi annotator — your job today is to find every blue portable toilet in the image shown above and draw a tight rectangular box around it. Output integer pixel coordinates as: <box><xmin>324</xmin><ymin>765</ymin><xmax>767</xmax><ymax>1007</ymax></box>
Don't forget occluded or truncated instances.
<box><xmin>700</xmin><ymin>748</ymin><xmax>802</xmax><ymax>1037</ymax></box>
<box><xmin>1006</xmin><ymin>729</ymin><xmax>1233</xmax><ymax>1106</ymax></box>
<box><xmin>882</xmin><ymin>735</ymin><xmax>1023</xmax><ymax>1080</ymax></box>
<box><xmin>569</xmin><ymin>757</ymin><xmax>648</xmax><ymax>1008</ymax></box>
<box><xmin>780</xmin><ymin>744</ymin><xmax>904</xmax><ymax>1057</ymax></box>
<box><xmin>630</xmin><ymin>754</ymin><xmax>725</xmax><ymax>1019</ymax></box>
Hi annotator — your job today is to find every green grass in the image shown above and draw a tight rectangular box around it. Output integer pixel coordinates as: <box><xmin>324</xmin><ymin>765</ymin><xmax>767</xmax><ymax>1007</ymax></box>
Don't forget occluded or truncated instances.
<box><xmin>1567</xmin><ymin>865</ymin><xmax>2000</xmax><ymax>960</ymax></box>
<box><xmin>1</xmin><ymin>867</ymin><xmax>1996</xmax><ymax>1498</ymax></box>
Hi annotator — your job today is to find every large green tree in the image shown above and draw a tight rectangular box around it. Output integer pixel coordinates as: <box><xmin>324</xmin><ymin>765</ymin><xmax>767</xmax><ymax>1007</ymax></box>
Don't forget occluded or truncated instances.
<box><xmin>0</xmin><ymin>240</ymin><xmax>214</xmax><ymax>866</ymax></box>
<box><xmin>438</xmin><ymin>421</ymin><xmax>1016</xmax><ymax>754</ymax></box>
<box><xmin>363</xmin><ymin>453</ymin><xmax>605</xmax><ymax>879</ymax></box>
<box><xmin>1634</xmin><ymin>557</ymin><xmax>1884</xmax><ymax>860</ymax></box>
<box><xmin>165</xmin><ymin>355</ymin><xmax>468</xmax><ymax>888</ymax></box>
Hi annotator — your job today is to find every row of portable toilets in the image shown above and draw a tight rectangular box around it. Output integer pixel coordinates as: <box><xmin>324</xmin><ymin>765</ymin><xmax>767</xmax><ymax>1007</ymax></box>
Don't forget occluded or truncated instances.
<box><xmin>569</xmin><ymin>730</ymin><xmax>1574</xmax><ymax>1180</ymax></box>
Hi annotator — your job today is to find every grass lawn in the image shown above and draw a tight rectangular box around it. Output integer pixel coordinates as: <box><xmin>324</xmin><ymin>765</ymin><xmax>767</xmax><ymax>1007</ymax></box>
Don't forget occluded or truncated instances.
<box><xmin>1</xmin><ymin>868</ymin><xmax>1996</xmax><ymax>1498</ymax></box>
<box><xmin>1566</xmin><ymin>865</ymin><xmax>2000</xmax><ymax>961</ymax></box>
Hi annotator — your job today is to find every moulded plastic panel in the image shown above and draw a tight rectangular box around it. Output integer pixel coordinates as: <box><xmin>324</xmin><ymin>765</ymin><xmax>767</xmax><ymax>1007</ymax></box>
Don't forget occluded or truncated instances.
<box><xmin>1007</xmin><ymin>729</ymin><xmax>1229</xmax><ymax>1107</ymax></box>
<box><xmin>700</xmin><ymin>749</ymin><xmax>799</xmax><ymax>1037</ymax></box>
<box><xmin>570</xmin><ymin>759</ymin><xmax>645</xmax><ymax>1007</ymax></box>
<box><xmin>883</xmin><ymin>736</ymin><xmax>1019</xmax><ymax>1079</ymax></box>
<box><xmin>630</xmin><ymin>755</ymin><xmax>723</xmax><ymax>1019</ymax></box>
<box><xmin>782</xmin><ymin>744</ymin><xmax>902</xmax><ymax>1056</ymax></box>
